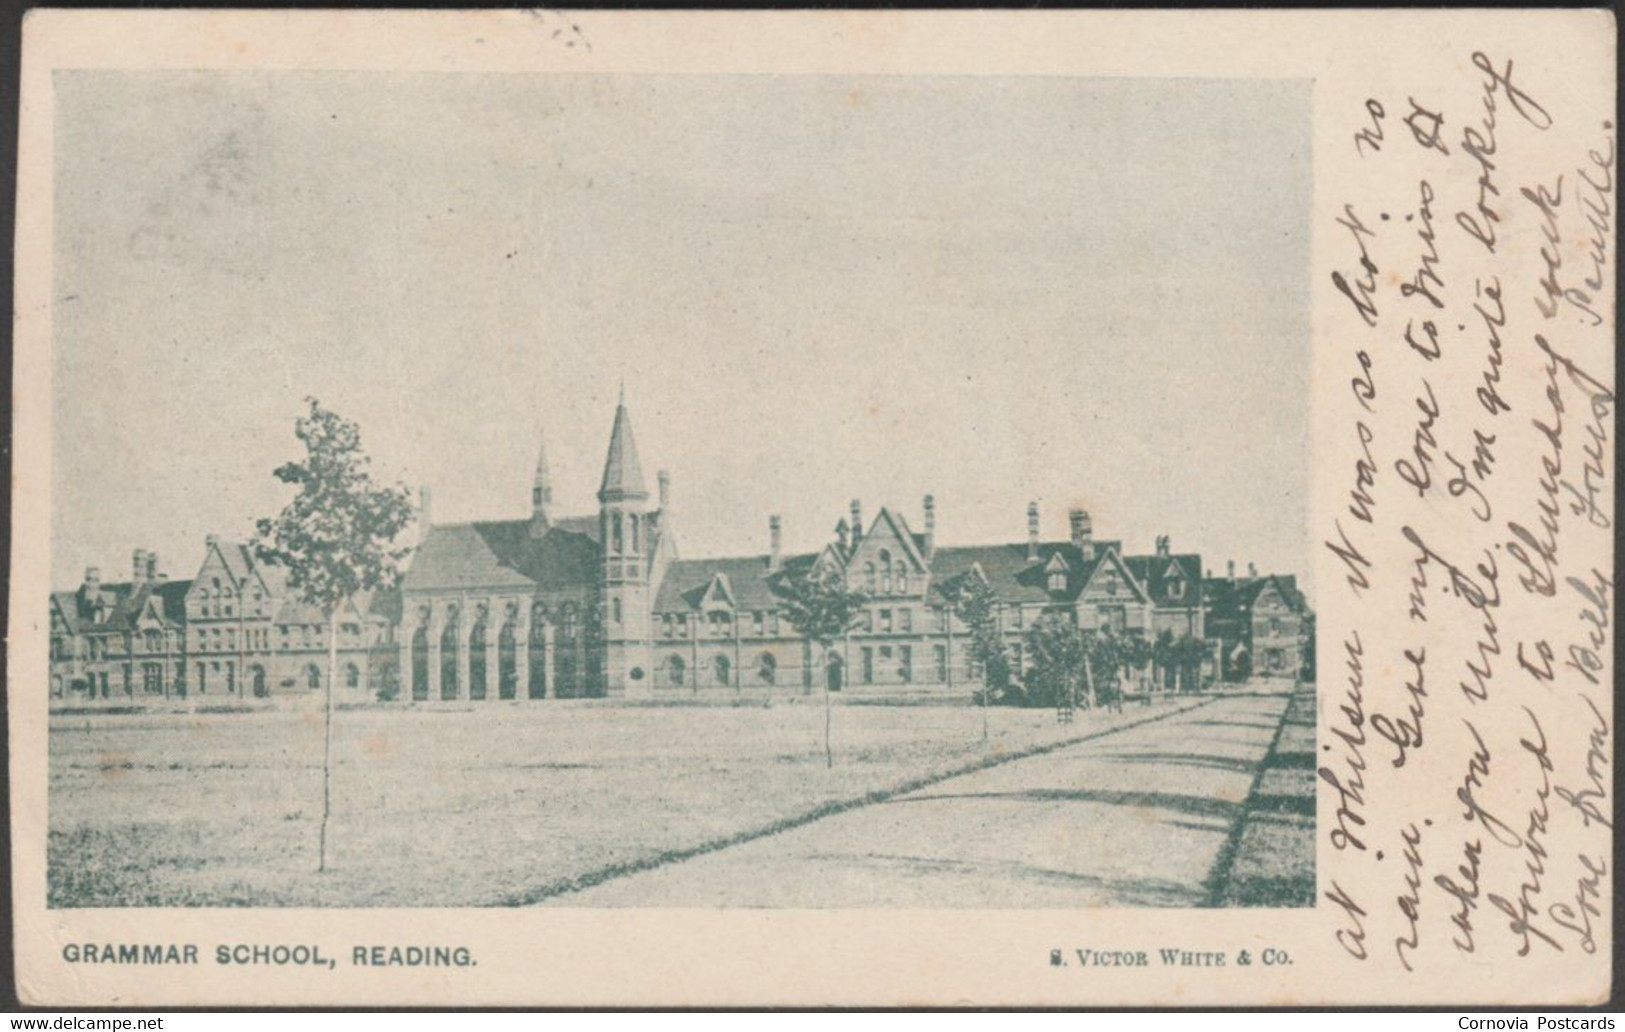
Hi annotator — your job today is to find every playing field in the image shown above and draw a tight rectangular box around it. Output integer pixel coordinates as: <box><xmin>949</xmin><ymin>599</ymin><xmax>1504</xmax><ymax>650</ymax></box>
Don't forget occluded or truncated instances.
<box><xmin>49</xmin><ymin>694</ymin><xmax>1202</xmax><ymax>907</ymax></box>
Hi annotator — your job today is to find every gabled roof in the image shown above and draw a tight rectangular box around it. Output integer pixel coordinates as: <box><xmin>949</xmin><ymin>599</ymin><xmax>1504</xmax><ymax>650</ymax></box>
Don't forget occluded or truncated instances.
<box><xmin>52</xmin><ymin>579</ymin><xmax>194</xmax><ymax>634</ymax></box>
<box><xmin>1204</xmin><ymin>574</ymin><xmax>1308</xmax><ymax>622</ymax></box>
<box><xmin>403</xmin><ymin>517</ymin><xmax>602</xmax><ymax>593</ymax></box>
<box><xmin>926</xmin><ymin>540</ymin><xmax>1126</xmax><ymax>606</ymax></box>
<box><xmin>654</xmin><ymin>555</ymin><xmax>803</xmax><ymax>613</ymax></box>
<box><xmin>1123</xmin><ymin>552</ymin><xmax>1204</xmax><ymax>608</ymax></box>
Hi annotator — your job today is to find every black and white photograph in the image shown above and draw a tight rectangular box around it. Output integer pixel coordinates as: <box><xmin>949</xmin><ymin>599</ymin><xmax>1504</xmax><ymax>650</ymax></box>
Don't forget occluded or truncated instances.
<box><xmin>46</xmin><ymin>69</ymin><xmax>1315</xmax><ymax>910</ymax></box>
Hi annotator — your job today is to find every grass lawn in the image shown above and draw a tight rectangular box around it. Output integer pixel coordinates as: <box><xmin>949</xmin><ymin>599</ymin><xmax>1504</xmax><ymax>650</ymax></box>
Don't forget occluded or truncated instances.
<box><xmin>50</xmin><ymin>694</ymin><xmax>1204</xmax><ymax>907</ymax></box>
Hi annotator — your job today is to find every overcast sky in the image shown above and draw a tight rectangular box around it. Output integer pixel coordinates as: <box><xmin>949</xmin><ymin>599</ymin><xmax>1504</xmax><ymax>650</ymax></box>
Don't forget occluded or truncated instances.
<box><xmin>52</xmin><ymin>70</ymin><xmax>1311</xmax><ymax>594</ymax></box>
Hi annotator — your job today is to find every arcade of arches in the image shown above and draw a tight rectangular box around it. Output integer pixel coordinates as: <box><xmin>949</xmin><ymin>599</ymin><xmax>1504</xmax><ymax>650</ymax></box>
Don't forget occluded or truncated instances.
<box><xmin>400</xmin><ymin>597</ymin><xmax>593</xmax><ymax>702</ymax></box>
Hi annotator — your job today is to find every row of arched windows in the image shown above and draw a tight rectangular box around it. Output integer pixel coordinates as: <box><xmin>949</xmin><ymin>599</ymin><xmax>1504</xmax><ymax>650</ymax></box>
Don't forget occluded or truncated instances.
<box><xmin>863</xmin><ymin>549</ymin><xmax>911</xmax><ymax>595</ymax></box>
<box><xmin>606</xmin><ymin>511</ymin><xmax>644</xmax><ymax>556</ymax></box>
<box><xmin>662</xmin><ymin>652</ymin><xmax>777</xmax><ymax>688</ymax></box>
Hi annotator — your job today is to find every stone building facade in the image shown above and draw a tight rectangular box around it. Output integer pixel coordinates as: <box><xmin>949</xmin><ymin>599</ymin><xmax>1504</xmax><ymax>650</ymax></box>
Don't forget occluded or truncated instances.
<box><xmin>395</xmin><ymin>395</ymin><xmax>1294</xmax><ymax>701</ymax></box>
<box><xmin>50</xmin><ymin>541</ymin><xmax>394</xmax><ymax>704</ymax></box>
<box><xmin>1203</xmin><ymin>564</ymin><xmax>1311</xmax><ymax>682</ymax></box>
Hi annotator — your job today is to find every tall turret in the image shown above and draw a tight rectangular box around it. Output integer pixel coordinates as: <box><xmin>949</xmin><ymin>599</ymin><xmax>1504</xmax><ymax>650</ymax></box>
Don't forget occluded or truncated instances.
<box><xmin>529</xmin><ymin>430</ymin><xmax>554</xmax><ymax>537</ymax></box>
<box><xmin>598</xmin><ymin>387</ymin><xmax>652</xmax><ymax>698</ymax></box>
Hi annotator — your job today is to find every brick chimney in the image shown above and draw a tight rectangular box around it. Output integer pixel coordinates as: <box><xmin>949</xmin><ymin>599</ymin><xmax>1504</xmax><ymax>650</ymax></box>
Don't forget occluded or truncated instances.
<box><xmin>132</xmin><ymin>548</ymin><xmax>147</xmax><ymax>585</ymax></box>
<box><xmin>769</xmin><ymin>515</ymin><xmax>782</xmax><ymax>572</ymax></box>
<box><xmin>1026</xmin><ymin>502</ymin><xmax>1040</xmax><ymax>560</ymax></box>
<box><xmin>1069</xmin><ymin>509</ymin><xmax>1090</xmax><ymax>548</ymax></box>
<box><xmin>922</xmin><ymin>495</ymin><xmax>936</xmax><ymax>559</ymax></box>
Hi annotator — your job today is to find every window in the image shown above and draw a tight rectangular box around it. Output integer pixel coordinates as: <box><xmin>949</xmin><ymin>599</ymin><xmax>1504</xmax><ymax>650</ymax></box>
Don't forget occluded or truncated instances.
<box><xmin>895</xmin><ymin>562</ymin><xmax>908</xmax><ymax>594</ymax></box>
<box><xmin>769</xmin><ymin>613</ymin><xmax>780</xmax><ymax>636</ymax></box>
<box><xmin>899</xmin><ymin>608</ymin><xmax>912</xmax><ymax>633</ymax></box>
<box><xmin>1169</xmin><ymin>577</ymin><xmax>1184</xmax><ymax>599</ymax></box>
<box><xmin>861</xmin><ymin>609</ymin><xmax>874</xmax><ymax>633</ymax></box>
<box><xmin>933</xmin><ymin>644</ymin><xmax>947</xmax><ymax>682</ymax></box>
<box><xmin>668</xmin><ymin>655</ymin><xmax>687</xmax><ymax>686</ymax></box>
<box><xmin>709</xmin><ymin>611</ymin><xmax>730</xmax><ymax>636</ymax></box>
<box><xmin>1013</xmin><ymin>643</ymin><xmax>1025</xmax><ymax>674</ymax></box>
<box><xmin>861</xmin><ymin>647</ymin><xmax>874</xmax><ymax>683</ymax></box>
<box><xmin>613</xmin><ymin>598</ymin><xmax>623</xmax><ymax>624</ymax></box>
<box><xmin>753</xmin><ymin>612</ymin><xmax>764</xmax><ymax>636</ymax></box>
<box><xmin>865</xmin><ymin>563</ymin><xmax>877</xmax><ymax>592</ymax></box>
<box><xmin>662</xmin><ymin>614</ymin><xmax>674</xmax><ymax>638</ymax></box>
<box><xmin>631</xmin><ymin>514</ymin><xmax>641</xmax><ymax>553</ymax></box>
<box><xmin>612</xmin><ymin>513</ymin><xmax>624</xmax><ymax>554</ymax></box>
<box><xmin>880</xmin><ymin>550</ymin><xmax>893</xmax><ymax>593</ymax></box>
<box><xmin>1012</xmin><ymin>606</ymin><xmax>1024</xmax><ymax>629</ymax></box>
<box><xmin>302</xmin><ymin>626</ymin><xmax>313</xmax><ymax>648</ymax></box>
<box><xmin>713</xmin><ymin>655</ymin><xmax>731</xmax><ymax>686</ymax></box>
<box><xmin>1049</xmin><ymin>571</ymin><xmax>1066</xmax><ymax>592</ymax></box>
<box><xmin>757</xmin><ymin>653</ymin><xmax>776</xmax><ymax>685</ymax></box>
<box><xmin>226</xmin><ymin>629</ymin><xmax>237</xmax><ymax>650</ymax></box>
<box><xmin>899</xmin><ymin>645</ymin><xmax>913</xmax><ymax>684</ymax></box>
<box><xmin>880</xmin><ymin>609</ymin><xmax>893</xmax><ymax>633</ymax></box>
<box><xmin>1106</xmin><ymin>573</ymin><xmax>1119</xmax><ymax>596</ymax></box>
<box><xmin>676</xmin><ymin>614</ymin><xmax>688</xmax><ymax>636</ymax></box>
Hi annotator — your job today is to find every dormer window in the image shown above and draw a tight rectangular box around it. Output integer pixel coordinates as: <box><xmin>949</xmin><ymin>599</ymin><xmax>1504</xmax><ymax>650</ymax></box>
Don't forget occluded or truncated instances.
<box><xmin>1168</xmin><ymin>577</ymin><xmax>1184</xmax><ymax>599</ymax></box>
<box><xmin>1049</xmin><ymin>571</ymin><xmax>1066</xmax><ymax>593</ymax></box>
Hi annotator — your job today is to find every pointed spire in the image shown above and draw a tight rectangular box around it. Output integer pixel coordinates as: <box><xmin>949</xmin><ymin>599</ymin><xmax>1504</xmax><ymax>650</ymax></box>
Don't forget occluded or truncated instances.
<box><xmin>598</xmin><ymin>390</ymin><xmax>648</xmax><ymax>502</ymax></box>
<box><xmin>530</xmin><ymin>429</ymin><xmax>554</xmax><ymax>535</ymax></box>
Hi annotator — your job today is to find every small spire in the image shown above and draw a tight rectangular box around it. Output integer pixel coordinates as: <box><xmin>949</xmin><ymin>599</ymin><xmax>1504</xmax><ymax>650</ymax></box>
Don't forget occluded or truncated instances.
<box><xmin>531</xmin><ymin>428</ymin><xmax>553</xmax><ymax>534</ymax></box>
<box><xmin>599</xmin><ymin>391</ymin><xmax>648</xmax><ymax>502</ymax></box>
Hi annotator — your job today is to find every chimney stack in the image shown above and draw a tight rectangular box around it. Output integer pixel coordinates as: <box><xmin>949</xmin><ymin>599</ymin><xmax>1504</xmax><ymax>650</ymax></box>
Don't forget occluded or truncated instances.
<box><xmin>1156</xmin><ymin>535</ymin><xmax>1170</xmax><ymax>558</ymax></box>
<box><xmin>1227</xmin><ymin>559</ymin><xmax>1236</xmax><ymax>581</ymax></box>
<box><xmin>132</xmin><ymin>548</ymin><xmax>147</xmax><ymax>584</ymax></box>
<box><xmin>1069</xmin><ymin>509</ymin><xmax>1090</xmax><ymax>548</ymax></box>
<box><xmin>850</xmin><ymin>499</ymin><xmax>863</xmax><ymax>548</ymax></box>
<box><xmin>146</xmin><ymin>552</ymin><xmax>159</xmax><ymax>582</ymax></box>
<box><xmin>658</xmin><ymin>470</ymin><xmax>671</xmax><ymax>512</ymax></box>
<box><xmin>1026</xmin><ymin>502</ymin><xmax>1040</xmax><ymax>560</ymax></box>
<box><xmin>923</xmin><ymin>495</ymin><xmax>936</xmax><ymax>558</ymax></box>
<box><xmin>1248</xmin><ymin>561</ymin><xmax>1258</xmax><ymax>578</ymax></box>
<box><xmin>83</xmin><ymin>567</ymin><xmax>101</xmax><ymax>594</ymax></box>
<box><xmin>205</xmin><ymin>534</ymin><xmax>219</xmax><ymax>548</ymax></box>
<box><xmin>769</xmin><ymin>515</ymin><xmax>782</xmax><ymax>571</ymax></box>
<box><xmin>835</xmin><ymin>517</ymin><xmax>850</xmax><ymax>553</ymax></box>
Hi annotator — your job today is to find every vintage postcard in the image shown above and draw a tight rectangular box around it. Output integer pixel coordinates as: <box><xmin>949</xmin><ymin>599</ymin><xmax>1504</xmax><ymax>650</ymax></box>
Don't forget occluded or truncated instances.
<box><xmin>7</xmin><ymin>8</ymin><xmax>1616</xmax><ymax>1007</ymax></box>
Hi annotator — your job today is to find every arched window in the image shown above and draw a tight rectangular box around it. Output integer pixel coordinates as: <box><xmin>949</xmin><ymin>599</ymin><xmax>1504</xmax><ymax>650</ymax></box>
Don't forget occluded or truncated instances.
<box><xmin>864</xmin><ymin>563</ymin><xmax>877</xmax><ymax>592</ymax></box>
<box><xmin>612</xmin><ymin>513</ymin><xmax>624</xmax><ymax>554</ymax></box>
<box><xmin>306</xmin><ymin>664</ymin><xmax>321</xmax><ymax>690</ymax></box>
<box><xmin>757</xmin><ymin>653</ymin><xmax>777</xmax><ymax>685</ymax></box>
<box><xmin>880</xmin><ymin>550</ymin><xmax>893</xmax><ymax>593</ymax></box>
<box><xmin>1168</xmin><ymin>577</ymin><xmax>1184</xmax><ymax>599</ymax></box>
<box><xmin>345</xmin><ymin>663</ymin><xmax>360</xmax><ymax>689</ymax></box>
<box><xmin>668</xmin><ymin>655</ymin><xmax>687</xmax><ymax>687</ymax></box>
<box><xmin>714</xmin><ymin>654</ymin><xmax>731</xmax><ymax>686</ymax></box>
<box><xmin>895</xmin><ymin>561</ymin><xmax>908</xmax><ymax>594</ymax></box>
